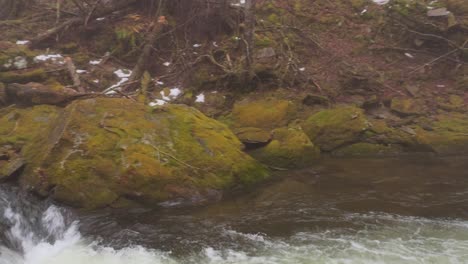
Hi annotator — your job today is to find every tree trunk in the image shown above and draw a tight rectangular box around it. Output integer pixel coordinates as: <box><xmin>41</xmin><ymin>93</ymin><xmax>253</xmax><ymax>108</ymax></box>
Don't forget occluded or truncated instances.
<box><xmin>244</xmin><ymin>0</ymin><xmax>256</xmax><ymax>84</ymax></box>
<box><xmin>0</xmin><ymin>0</ymin><xmax>27</xmax><ymax>20</ymax></box>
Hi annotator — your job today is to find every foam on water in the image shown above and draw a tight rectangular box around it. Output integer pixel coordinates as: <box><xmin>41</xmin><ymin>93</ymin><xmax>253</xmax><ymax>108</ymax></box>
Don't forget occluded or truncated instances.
<box><xmin>1</xmin><ymin>200</ymin><xmax>468</xmax><ymax>264</ymax></box>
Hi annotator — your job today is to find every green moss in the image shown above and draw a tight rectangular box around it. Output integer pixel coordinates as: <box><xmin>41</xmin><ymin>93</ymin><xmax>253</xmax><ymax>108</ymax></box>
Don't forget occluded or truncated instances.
<box><xmin>302</xmin><ymin>106</ymin><xmax>370</xmax><ymax>151</ymax></box>
<box><xmin>250</xmin><ymin>127</ymin><xmax>320</xmax><ymax>168</ymax></box>
<box><xmin>437</xmin><ymin>95</ymin><xmax>465</xmax><ymax>112</ymax></box>
<box><xmin>232</xmin><ymin>99</ymin><xmax>296</xmax><ymax>129</ymax></box>
<box><xmin>390</xmin><ymin>98</ymin><xmax>424</xmax><ymax>116</ymax></box>
<box><xmin>0</xmin><ymin>69</ymin><xmax>47</xmax><ymax>84</ymax></box>
<box><xmin>14</xmin><ymin>98</ymin><xmax>269</xmax><ymax>209</ymax></box>
<box><xmin>0</xmin><ymin>46</ymin><xmax>38</xmax><ymax>71</ymax></box>
<box><xmin>234</xmin><ymin>127</ymin><xmax>271</xmax><ymax>144</ymax></box>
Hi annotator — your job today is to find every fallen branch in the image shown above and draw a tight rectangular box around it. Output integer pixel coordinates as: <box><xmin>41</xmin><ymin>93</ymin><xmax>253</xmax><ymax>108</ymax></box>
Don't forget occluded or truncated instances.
<box><xmin>64</xmin><ymin>57</ymin><xmax>84</xmax><ymax>93</ymax></box>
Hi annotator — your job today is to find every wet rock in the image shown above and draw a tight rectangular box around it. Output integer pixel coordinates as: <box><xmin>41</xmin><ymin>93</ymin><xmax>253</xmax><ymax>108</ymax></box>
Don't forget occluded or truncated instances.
<box><xmin>302</xmin><ymin>106</ymin><xmax>370</xmax><ymax>151</ymax></box>
<box><xmin>0</xmin><ymin>155</ymin><xmax>25</xmax><ymax>182</ymax></box>
<box><xmin>13</xmin><ymin>98</ymin><xmax>268</xmax><ymax>209</ymax></box>
<box><xmin>332</xmin><ymin>143</ymin><xmax>402</xmax><ymax>157</ymax></box>
<box><xmin>249</xmin><ymin>126</ymin><xmax>320</xmax><ymax>168</ymax></box>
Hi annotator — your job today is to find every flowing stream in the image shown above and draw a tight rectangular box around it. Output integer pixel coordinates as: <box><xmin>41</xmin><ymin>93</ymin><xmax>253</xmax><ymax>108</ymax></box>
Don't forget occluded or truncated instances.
<box><xmin>1</xmin><ymin>157</ymin><xmax>468</xmax><ymax>263</ymax></box>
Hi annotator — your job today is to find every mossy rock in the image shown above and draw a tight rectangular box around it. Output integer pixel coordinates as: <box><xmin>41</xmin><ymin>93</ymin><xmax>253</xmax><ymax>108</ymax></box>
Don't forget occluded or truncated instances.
<box><xmin>0</xmin><ymin>43</ymin><xmax>37</xmax><ymax>72</ymax></box>
<box><xmin>302</xmin><ymin>106</ymin><xmax>370</xmax><ymax>151</ymax></box>
<box><xmin>414</xmin><ymin>113</ymin><xmax>468</xmax><ymax>154</ymax></box>
<box><xmin>0</xmin><ymin>69</ymin><xmax>47</xmax><ymax>84</ymax></box>
<box><xmin>0</xmin><ymin>104</ymin><xmax>60</xmax><ymax>148</ymax></box>
<box><xmin>234</xmin><ymin>127</ymin><xmax>272</xmax><ymax>144</ymax></box>
<box><xmin>436</xmin><ymin>95</ymin><xmax>466</xmax><ymax>112</ymax></box>
<box><xmin>249</xmin><ymin>126</ymin><xmax>320</xmax><ymax>168</ymax></box>
<box><xmin>231</xmin><ymin>98</ymin><xmax>296</xmax><ymax>130</ymax></box>
<box><xmin>390</xmin><ymin>98</ymin><xmax>425</xmax><ymax>116</ymax></box>
<box><xmin>332</xmin><ymin>143</ymin><xmax>403</xmax><ymax>157</ymax></box>
<box><xmin>15</xmin><ymin>98</ymin><xmax>268</xmax><ymax>209</ymax></box>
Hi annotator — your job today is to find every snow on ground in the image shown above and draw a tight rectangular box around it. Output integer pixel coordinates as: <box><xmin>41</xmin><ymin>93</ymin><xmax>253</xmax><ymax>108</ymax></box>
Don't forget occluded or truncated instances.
<box><xmin>16</xmin><ymin>40</ymin><xmax>30</xmax><ymax>45</ymax></box>
<box><xmin>372</xmin><ymin>0</ymin><xmax>389</xmax><ymax>5</ymax></box>
<box><xmin>195</xmin><ymin>93</ymin><xmax>205</xmax><ymax>103</ymax></box>
<box><xmin>89</xmin><ymin>59</ymin><xmax>102</xmax><ymax>65</ymax></box>
<box><xmin>149</xmin><ymin>99</ymin><xmax>167</xmax><ymax>107</ymax></box>
<box><xmin>103</xmin><ymin>69</ymin><xmax>132</xmax><ymax>94</ymax></box>
<box><xmin>34</xmin><ymin>54</ymin><xmax>64</xmax><ymax>64</ymax></box>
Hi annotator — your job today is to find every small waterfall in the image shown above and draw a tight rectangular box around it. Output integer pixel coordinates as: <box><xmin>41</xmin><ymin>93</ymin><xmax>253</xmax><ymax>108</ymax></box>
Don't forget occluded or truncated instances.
<box><xmin>0</xmin><ymin>185</ymin><xmax>80</xmax><ymax>264</ymax></box>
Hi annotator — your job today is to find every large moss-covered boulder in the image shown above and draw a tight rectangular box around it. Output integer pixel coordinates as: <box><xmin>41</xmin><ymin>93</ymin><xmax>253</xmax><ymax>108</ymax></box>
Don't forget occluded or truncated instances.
<box><xmin>2</xmin><ymin>98</ymin><xmax>269</xmax><ymax>209</ymax></box>
<box><xmin>302</xmin><ymin>106</ymin><xmax>370</xmax><ymax>151</ymax></box>
<box><xmin>249</xmin><ymin>126</ymin><xmax>320</xmax><ymax>168</ymax></box>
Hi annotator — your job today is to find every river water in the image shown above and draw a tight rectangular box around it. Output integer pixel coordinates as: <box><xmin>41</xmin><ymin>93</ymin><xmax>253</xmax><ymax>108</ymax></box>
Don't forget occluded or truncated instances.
<box><xmin>1</xmin><ymin>157</ymin><xmax>468</xmax><ymax>264</ymax></box>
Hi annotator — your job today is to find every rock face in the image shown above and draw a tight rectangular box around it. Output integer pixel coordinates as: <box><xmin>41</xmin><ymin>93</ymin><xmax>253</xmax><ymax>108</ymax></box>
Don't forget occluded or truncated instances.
<box><xmin>0</xmin><ymin>98</ymin><xmax>269</xmax><ymax>209</ymax></box>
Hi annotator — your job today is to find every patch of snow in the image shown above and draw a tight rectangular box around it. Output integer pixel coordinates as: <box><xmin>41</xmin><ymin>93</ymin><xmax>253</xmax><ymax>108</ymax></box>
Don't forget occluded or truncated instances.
<box><xmin>93</xmin><ymin>79</ymin><xmax>100</xmax><ymax>83</ymax></box>
<box><xmin>404</xmin><ymin>53</ymin><xmax>415</xmax><ymax>59</ymax></box>
<box><xmin>160</xmin><ymin>87</ymin><xmax>182</xmax><ymax>101</ymax></box>
<box><xmin>361</xmin><ymin>9</ymin><xmax>368</xmax><ymax>15</ymax></box>
<box><xmin>96</xmin><ymin>17</ymin><xmax>105</xmax><ymax>21</ymax></box>
<box><xmin>163</xmin><ymin>62</ymin><xmax>171</xmax><ymax>67</ymax></box>
<box><xmin>149</xmin><ymin>99</ymin><xmax>167</xmax><ymax>107</ymax></box>
<box><xmin>34</xmin><ymin>54</ymin><xmax>64</xmax><ymax>63</ymax></box>
<box><xmin>193</xmin><ymin>44</ymin><xmax>202</xmax><ymax>48</ymax></box>
<box><xmin>16</xmin><ymin>40</ymin><xmax>30</xmax><ymax>45</ymax></box>
<box><xmin>372</xmin><ymin>0</ymin><xmax>389</xmax><ymax>5</ymax></box>
<box><xmin>299</xmin><ymin>67</ymin><xmax>306</xmax><ymax>72</ymax></box>
<box><xmin>89</xmin><ymin>59</ymin><xmax>102</xmax><ymax>65</ymax></box>
<box><xmin>195</xmin><ymin>93</ymin><xmax>205</xmax><ymax>103</ymax></box>
<box><xmin>169</xmin><ymin>88</ymin><xmax>182</xmax><ymax>98</ymax></box>
<box><xmin>103</xmin><ymin>69</ymin><xmax>132</xmax><ymax>94</ymax></box>
<box><xmin>76</xmin><ymin>69</ymin><xmax>87</xmax><ymax>74</ymax></box>
<box><xmin>114</xmin><ymin>69</ymin><xmax>132</xmax><ymax>78</ymax></box>
<box><xmin>213</xmin><ymin>42</ymin><xmax>218</xmax><ymax>47</ymax></box>
<box><xmin>436</xmin><ymin>84</ymin><xmax>446</xmax><ymax>88</ymax></box>
<box><xmin>155</xmin><ymin>80</ymin><xmax>164</xmax><ymax>85</ymax></box>
<box><xmin>13</xmin><ymin>57</ymin><xmax>28</xmax><ymax>70</ymax></box>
